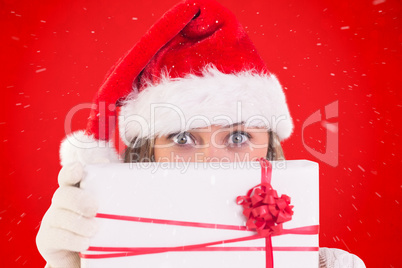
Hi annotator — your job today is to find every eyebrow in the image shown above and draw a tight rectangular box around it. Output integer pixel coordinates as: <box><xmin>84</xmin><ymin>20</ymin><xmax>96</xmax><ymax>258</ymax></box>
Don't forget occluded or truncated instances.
<box><xmin>166</xmin><ymin>122</ymin><xmax>246</xmax><ymax>139</ymax></box>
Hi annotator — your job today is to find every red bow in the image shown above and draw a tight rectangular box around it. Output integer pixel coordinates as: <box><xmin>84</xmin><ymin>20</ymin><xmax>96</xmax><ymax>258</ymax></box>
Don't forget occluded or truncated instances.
<box><xmin>237</xmin><ymin>182</ymin><xmax>294</xmax><ymax>237</ymax></box>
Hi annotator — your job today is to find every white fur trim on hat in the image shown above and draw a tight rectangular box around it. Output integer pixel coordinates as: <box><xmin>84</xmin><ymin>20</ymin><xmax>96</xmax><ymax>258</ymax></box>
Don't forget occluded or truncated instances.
<box><xmin>119</xmin><ymin>67</ymin><xmax>293</xmax><ymax>144</ymax></box>
<box><xmin>59</xmin><ymin>130</ymin><xmax>121</xmax><ymax>166</ymax></box>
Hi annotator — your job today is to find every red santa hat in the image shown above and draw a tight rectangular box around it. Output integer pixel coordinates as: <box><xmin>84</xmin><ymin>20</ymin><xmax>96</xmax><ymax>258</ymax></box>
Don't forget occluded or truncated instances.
<box><xmin>60</xmin><ymin>0</ymin><xmax>293</xmax><ymax>166</ymax></box>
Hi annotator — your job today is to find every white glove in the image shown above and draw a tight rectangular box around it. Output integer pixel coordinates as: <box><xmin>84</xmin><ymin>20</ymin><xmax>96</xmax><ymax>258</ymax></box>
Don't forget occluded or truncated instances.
<box><xmin>319</xmin><ymin>247</ymin><xmax>366</xmax><ymax>268</ymax></box>
<box><xmin>36</xmin><ymin>162</ymin><xmax>99</xmax><ymax>268</ymax></box>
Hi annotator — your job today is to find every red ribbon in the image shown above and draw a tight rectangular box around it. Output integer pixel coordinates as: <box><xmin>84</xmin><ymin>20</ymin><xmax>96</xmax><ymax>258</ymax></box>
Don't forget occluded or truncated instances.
<box><xmin>236</xmin><ymin>183</ymin><xmax>294</xmax><ymax>237</ymax></box>
<box><xmin>80</xmin><ymin>158</ymin><xmax>319</xmax><ymax>267</ymax></box>
<box><xmin>236</xmin><ymin>158</ymin><xmax>294</xmax><ymax>267</ymax></box>
<box><xmin>80</xmin><ymin>222</ymin><xmax>318</xmax><ymax>259</ymax></box>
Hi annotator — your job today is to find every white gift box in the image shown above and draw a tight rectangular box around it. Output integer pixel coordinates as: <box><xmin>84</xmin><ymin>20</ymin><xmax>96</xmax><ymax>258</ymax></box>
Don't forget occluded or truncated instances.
<box><xmin>80</xmin><ymin>160</ymin><xmax>319</xmax><ymax>268</ymax></box>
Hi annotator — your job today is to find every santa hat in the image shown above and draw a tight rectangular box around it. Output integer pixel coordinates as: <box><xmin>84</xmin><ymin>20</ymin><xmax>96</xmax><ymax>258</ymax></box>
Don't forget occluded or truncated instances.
<box><xmin>60</xmin><ymin>0</ymin><xmax>293</xmax><ymax>166</ymax></box>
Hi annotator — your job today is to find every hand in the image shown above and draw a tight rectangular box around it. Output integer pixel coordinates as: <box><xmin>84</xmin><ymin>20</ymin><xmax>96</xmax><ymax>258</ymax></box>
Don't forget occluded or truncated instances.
<box><xmin>36</xmin><ymin>162</ymin><xmax>99</xmax><ymax>268</ymax></box>
<box><xmin>319</xmin><ymin>247</ymin><xmax>366</xmax><ymax>268</ymax></box>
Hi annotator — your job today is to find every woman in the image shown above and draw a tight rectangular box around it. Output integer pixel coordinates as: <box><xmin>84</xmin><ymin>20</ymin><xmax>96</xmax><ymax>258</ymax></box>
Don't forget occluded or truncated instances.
<box><xmin>36</xmin><ymin>0</ymin><xmax>365</xmax><ymax>267</ymax></box>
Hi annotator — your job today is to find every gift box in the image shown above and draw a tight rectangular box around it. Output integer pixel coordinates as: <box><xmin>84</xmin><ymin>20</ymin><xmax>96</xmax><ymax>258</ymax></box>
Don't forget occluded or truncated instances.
<box><xmin>80</xmin><ymin>160</ymin><xmax>319</xmax><ymax>268</ymax></box>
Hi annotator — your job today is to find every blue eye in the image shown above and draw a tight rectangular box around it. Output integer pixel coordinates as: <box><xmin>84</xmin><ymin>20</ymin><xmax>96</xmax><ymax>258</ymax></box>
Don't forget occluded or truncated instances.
<box><xmin>171</xmin><ymin>132</ymin><xmax>195</xmax><ymax>145</ymax></box>
<box><xmin>228</xmin><ymin>131</ymin><xmax>250</xmax><ymax>145</ymax></box>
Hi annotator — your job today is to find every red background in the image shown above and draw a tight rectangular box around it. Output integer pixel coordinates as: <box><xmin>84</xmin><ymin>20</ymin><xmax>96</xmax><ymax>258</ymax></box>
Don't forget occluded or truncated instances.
<box><xmin>1</xmin><ymin>0</ymin><xmax>401</xmax><ymax>267</ymax></box>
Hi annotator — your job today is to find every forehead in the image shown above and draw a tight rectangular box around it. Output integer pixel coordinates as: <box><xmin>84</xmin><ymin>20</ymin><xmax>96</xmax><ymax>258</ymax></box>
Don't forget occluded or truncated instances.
<box><xmin>187</xmin><ymin>124</ymin><xmax>268</xmax><ymax>134</ymax></box>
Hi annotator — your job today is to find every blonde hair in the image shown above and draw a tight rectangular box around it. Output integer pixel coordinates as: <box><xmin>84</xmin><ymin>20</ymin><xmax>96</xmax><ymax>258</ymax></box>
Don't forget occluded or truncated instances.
<box><xmin>124</xmin><ymin>130</ymin><xmax>284</xmax><ymax>163</ymax></box>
